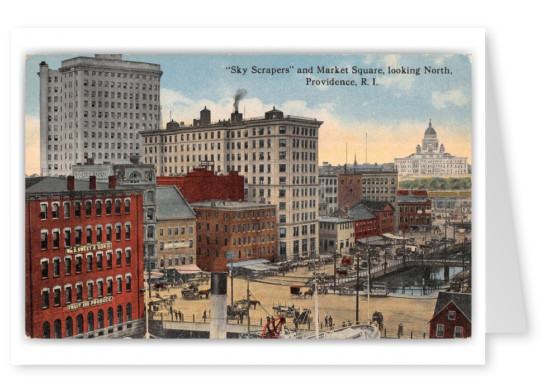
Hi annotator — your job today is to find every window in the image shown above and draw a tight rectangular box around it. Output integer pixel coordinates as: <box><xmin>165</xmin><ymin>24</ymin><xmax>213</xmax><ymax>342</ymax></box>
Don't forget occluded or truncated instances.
<box><xmin>41</xmin><ymin>231</ymin><xmax>48</xmax><ymax>249</ymax></box>
<box><xmin>448</xmin><ymin>311</ymin><xmax>456</xmax><ymax>320</ymax></box>
<box><xmin>124</xmin><ymin>199</ymin><xmax>130</xmax><ymax>214</ymax></box>
<box><xmin>75</xmin><ymin>228</ymin><xmax>82</xmax><ymax>245</ymax></box>
<box><xmin>125</xmin><ymin>249</ymin><xmax>131</xmax><ymax>265</ymax></box>
<box><xmin>65</xmin><ymin>317</ymin><xmax>73</xmax><ymax>337</ymax></box>
<box><xmin>98</xmin><ymin>280</ymin><xmax>104</xmax><ymax>298</ymax></box>
<box><xmin>86</xmin><ymin>227</ymin><xmax>92</xmax><ymax>244</ymax></box>
<box><xmin>105</xmin><ymin>200</ymin><xmax>112</xmax><ymax>215</ymax></box>
<box><xmin>107</xmin><ymin>279</ymin><xmax>113</xmax><ymax>296</ymax></box>
<box><xmin>115</xmin><ymin>224</ymin><xmax>121</xmax><ymax>241</ymax></box>
<box><xmin>117</xmin><ymin>305</ymin><xmax>123</xmax><ymax>324</ymax></box>
<box><xmin>76</xmin><ymin>314</ymin><xmax>83</xmax><ymax>334</ymax></box>
<box><xmin>107</xmin><ymin>252</ymin><xmax>112</xmax><ymax>268</ymax></box>
<box><xmin>96</xmin><ymin>200</ymin><xmax>102</xmax><ymax>216</ymax></box>
<box><xmin>125</xmin><ymin>223</ymin><xmax>131</xmax><ymax>240</ymax></box>
<box><xmin>115</xmin><ymin>199</ymin><xmax>121</xmax><ymax>214</ymax></box>
<box><xmin>97</xmin><ymin>253</ymin><xmax>103</xmax><ymax>270</ymax></box>
<box><xmin>87</xmin><ymin>254</ymin><xmax>93</xmax><ymax>272</ymax></box>
<box><xmin>53</xmin><ymin>288</ymin><xmax>61</xmax><ymax>306</ymax></box>
<box><xmin>75</xmin><ymin>202</ymin><xmax>81</xmax><ymax>218</ymax></box>
<box><xmin>52</xmin><ymin>203</ymin><xmax>59</xmax><ymax>219</ymax></box>
<box><xmin>106</xmin><ymin>226</ymin><xmax>112</xmax><ymax>241</ymax></box>
<box><xmin>126</xmin><ymin>303</ymin><xmax>132</xmax><ymax>321</ymax></box>
<box><xmin>41</xmin><ymin>260</ymin><xmax>48</xmax><ymax>279</ymax></box>
<box><xmin>87</xmin><ymin>312</ymin><xmax>94</xmax><ymax>332</ymax></box>
<box><xmin>65</xmin><ymin>257</ymin><xmax>71</xmax><ymax>275</ymax></box>
<box><xmin>454</xmin><ymin>326</ymin><xmax>463</xmax><ymax>338</ymax></box>
<box><xmin>40</xmin><ymin>204</ymin><xmax>47</xmax><ymax>220</ymax></box>
<box><xmin>97</xmin><ymin>309</ymin><xmax>105</xmax><ymax>330</ymax></box>
<box><xmin>116</xmin><ymin>251</ymin><xmax>122</xmax><ymax>267</ymax></box>
<box><xmin>53</xmin><ymin>258</ymin><xmax>60</xmax><ymax>277</ymax></box>
<box><xmin>64</xmin><ymin>229</ymin><xmax>71</xmax><ymax>247</ymax></box>
<box><xmin>87</xmin><ymin>282</ymin><xmax>94</xmax><ymax>300</ymax></box>
<box><xmin>42</xmin><ymin>290</ymin><xmax>49</xmax><ymax>308</ymax></box>
<box><xmin>43</xmin><ymin>322</ymin><xmax>50</xmax><ymax>339</ymax></box>
<box><xmin>126</xmin><ymin>275</ymin><xmax>132</xmax><ymax>292</ymax></box>
<box><xmin>76</xmin><ymin>284</ymin><xmax>83</xmax><ymax>302</ymax></box>
<box><xmin>76</xmin><ymin>256</ymin><xmax>82</xmax><ymax>274</ymax></box>
<box><xmin>117</xmin><ymin>277</ymin><xmax>122</xmax><ymax>293</ymax></box>
<box><xmin>65</xmin><ymin>286</ymin><xmax>72</xmax><ymax>304</ymax></box>
<box><xmin>85</xmin><ymin>200</ymin><xmax>92</xmax><ymax>217</ymax></box>
<box><xmin>53</xmin><ymin>231</ymin><xmax>60</xmax><ymax>248</ymax></box>
<box><xmin>108</xmin><ymin>308</ymin><xmax>114</xmax><ymax>326</ymax></box>
<box><xmin>436</xmin><ymin>324</ymin><xmax>444</xmax><ymax>337</ymax></box>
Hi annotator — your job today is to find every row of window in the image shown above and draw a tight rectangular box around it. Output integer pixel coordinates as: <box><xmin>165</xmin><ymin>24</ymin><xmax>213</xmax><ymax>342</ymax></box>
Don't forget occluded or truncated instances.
<box><xmin>197</xmin><ymin>234</ymin><xmax>275</xmax><ymax>246</ymax></box>
<box><xmin>40</xmin><ymin>249</ymin><xmax>133</xmax><ymax>278</ymax></box>
<box><xmin>40</xmin><ymin>224</ymin><xmax>132</xmax><ymax>250</ymax></box>
<box><xmin>159</xmin><ymin>255</ymin><xmax>194</xmax><ymax>268</ymax></box>
<box><xmin>159</xmin><ymin>226</ymin><xmax>193</xmax><ymax>236</ymax></box>
<box><xmin>197</xmin><ymin>221</ymin><xmax>274</xmax><ymax>233</ymax></box>
<box><xmin>41</xmin><ymin>303</ymin><xmax>133</xmax><ymax>338</ymax></box>
<box><xmin>40</xmin><ymin>199</ymin><xmax>131</xmax><ymax>220</ymax></box>
<box><xmin>198</xmin><ymin>246</ymin><xmax>275</xmax><ymax>259</ymax></box>
<box><xmin>41</xmin><ymin>275</ymin><xmax>133</xmax><ymax>309</ymax></box>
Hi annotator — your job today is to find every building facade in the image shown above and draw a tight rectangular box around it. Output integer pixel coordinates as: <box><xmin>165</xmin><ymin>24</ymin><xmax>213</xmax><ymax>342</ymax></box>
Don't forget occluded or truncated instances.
<box><xmin>361</xmin><ymin>170</ymin><xmax>398</xmax><ymax>202</ymax></box>
<box><xmin>73</xmin><ymin>159</ymin><xmax>159</xmax><ymax>271</ymax></box>
<box><xmin>156</xmin><ymin>186</ymin><xmax>196</xmax><ymax>269</ymax></box>
<box><xmin>337</xmin><ymin>173</ymin><xmax>362</xmax><ymax>212</ymax></box>
<box><xmin>156</xmin><ymin>168</ymin><xmax>244</xmax><ymax>203</ymax></box>
<box><xmin>319</xmin><ymin>173</ymin><xmax>338</xmax><ymax>216</ymax></box>
<box><xmin>191</xmin><ymin>201</ymin><xmax>277</xmax><ymax>272</ymax></box>
<box><xmin>429</xmin><ymin>292</ymin><xmax>471</xmax><ymax>339</ymax></box>
<box><xmin>25</xmin><ymin>176</ymin><xmax>144</xmax><ymax>338</ymax></box>
<box><xmin>395</xmin><ymin>120</ymin><xmax>469</xmax><ymax>178</ymax></box>
<box><xmin>39</xmin><ymin>54</ymin><xmax>163</xmax><ymax>177</ymax></box>
<box><xmin>319</xmin><ymin>217</ymin><xmax>355</xmax><ymax>254</ymax></box>
<box><xmin>397</xmin><ymin>190</ymin><xmax>432</xmax><ymax>232</ymax></box>
<box><xmin>141</xmin><ymin>107</ymin><xmax>323</xmax><ymax>260</ymax></box>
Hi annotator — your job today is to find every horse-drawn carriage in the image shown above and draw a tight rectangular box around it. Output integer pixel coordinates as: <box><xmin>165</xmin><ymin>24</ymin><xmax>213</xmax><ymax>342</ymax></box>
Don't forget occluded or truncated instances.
<box><xmin>273</xmin><ymin>304</ymin><xmax>299</xmax><ymax>318</ymax></box>
<box><xmin>235</xmin><ymin>298</ymin><xmax>261</xmax><ymax>310</ymax></box>
<box><xmin>181</xmin><ymin>284</ymin><xmax>210</xmax><ymax>300</ymax></box>
<box><xmin>227</xmin><ymin>303</ymin><xmax>248</xmax><ymax>320</ymax></box>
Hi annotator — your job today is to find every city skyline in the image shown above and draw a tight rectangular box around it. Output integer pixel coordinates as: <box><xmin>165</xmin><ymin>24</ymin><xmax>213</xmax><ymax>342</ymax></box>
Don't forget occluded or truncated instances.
<box><xmin>24</xmin><ymin>54</ymin><xmax>472</xmax><ymax>175</ymax></box>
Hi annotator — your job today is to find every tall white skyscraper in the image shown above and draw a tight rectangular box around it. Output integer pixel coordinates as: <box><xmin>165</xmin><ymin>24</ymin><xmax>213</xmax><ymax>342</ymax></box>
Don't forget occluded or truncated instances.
<box><xmin>38</xmin><ymin>54</ymin><xmax>163</xmax><ymax>176</ymax></box>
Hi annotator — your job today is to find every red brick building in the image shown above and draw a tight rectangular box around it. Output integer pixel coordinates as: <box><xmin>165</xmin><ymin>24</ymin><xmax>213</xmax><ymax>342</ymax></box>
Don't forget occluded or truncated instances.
<box><xmin>191</xmin><ymin>201</ymin><xmax>277</xmax><ymax>272</ymax></box>
<box><xmin>397</xmin><ymin>189</ymin><xmax>432</xmax><ymax>232</ymax></box>
<box><xmin>347</xmin><ymin>200</ymin><xmax>395</xmax><ymax>242</ymax></box>
<box><xmin>25</xmin><ymin>176</ymin><xmax>144</xmax><ymax>339</ymax></box>
<box><xmin>429</xmin><ymin>292</ymin><xmax>471</xmax><ymax>338</ymax></box>
<box><xmin>156</xmin><ymin>168</ymin><xmax>244</xmax><ymax>203</ymax></box>
<box><xmin>337</xmin><ymin>173</ymin><xmax>362</xmax><ymax>211</ymax></box>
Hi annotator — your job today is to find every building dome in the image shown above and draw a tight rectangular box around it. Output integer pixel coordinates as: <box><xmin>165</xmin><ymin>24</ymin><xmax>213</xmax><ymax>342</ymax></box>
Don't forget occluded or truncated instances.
<box><xmin>424</xmin><ymin>119</ymin><xmax>437</xmax><ymax>137</ymax></box>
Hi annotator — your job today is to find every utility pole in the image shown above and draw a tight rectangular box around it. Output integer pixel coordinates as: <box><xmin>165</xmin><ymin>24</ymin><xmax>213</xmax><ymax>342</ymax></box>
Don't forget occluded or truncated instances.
<box><xmin>246</xmin><ymin>276</ymin><xmax>250</xmax><ymax>338</ymax></box>
<box><xmin>230</xmin><ymin>263</ymin><xmax>234</xmax><ymax>306</ymax></box>
<box><xmin>355</xmin><ymin>253</ymin><xmax>360</xmax><ymax>325</ymax></box>
<box><xmin>333</xmin><ymin>251</ymin><xmax>337</xmax><ymax>293</ymax></box>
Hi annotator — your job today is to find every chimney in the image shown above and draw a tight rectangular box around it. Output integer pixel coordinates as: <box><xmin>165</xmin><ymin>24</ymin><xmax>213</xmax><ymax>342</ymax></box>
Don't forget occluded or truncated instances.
<box><xmin>89</xmin><ymin>176</ymin><xmax>96</xmax><ymax>190</ymax></box>
<box><xmin>67</xmin><ymin>176</ymin><xmax>75</xmax><ymax>191</ymax></box>
<box><xmin>108</xmin><ymin>175</ymin><xmax>117</xmax><ymax>189</ymax></box>
<box><xmin>231</xmin><ymin>111</ymin><xmax>243</xmax><ymax>123</ymax></box>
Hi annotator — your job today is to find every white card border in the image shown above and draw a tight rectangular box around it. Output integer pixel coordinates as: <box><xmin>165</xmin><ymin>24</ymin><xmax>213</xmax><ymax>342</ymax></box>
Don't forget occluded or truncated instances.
<box><xmin>10</xmin><ymin>27</ymin><xmax>485</xmax><ymax>365</ymax></box>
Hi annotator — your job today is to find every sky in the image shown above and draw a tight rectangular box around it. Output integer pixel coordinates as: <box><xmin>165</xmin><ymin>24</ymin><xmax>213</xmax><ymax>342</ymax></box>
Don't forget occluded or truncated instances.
<box><xmin>24</xmin><ymin>54</ymin><xmax>472</xmax><ymax>175</ymax></box>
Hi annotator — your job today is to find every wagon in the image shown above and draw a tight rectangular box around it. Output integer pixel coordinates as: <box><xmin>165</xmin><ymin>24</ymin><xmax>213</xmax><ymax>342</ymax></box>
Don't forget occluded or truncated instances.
<box><xmin>290</xmin><ymin>286</ymin><xmax>302</xmax><ymax>297</ymax></box>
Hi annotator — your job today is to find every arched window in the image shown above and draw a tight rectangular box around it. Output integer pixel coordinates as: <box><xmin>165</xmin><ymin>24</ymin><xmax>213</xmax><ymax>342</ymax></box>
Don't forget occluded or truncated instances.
<box><xmin>85</xmin><ymin>200</ymin><xmax>92</xmax><ymax>217</ymax></box>
<box><xmin>97</xmin><ymin>309</ymin><xmax>105</xmax><ymax>330</ymax></box>
<box><xmin>95</xmin><ymin>200</ymin><xmax>102</xmax><ymax>216</ymax></box>
<box><xmin>87</xmin><ymin>311</ymin><xmax>94</xmax><ymax>332</ymax></box>
<box><xmin>117</xmin><ymin>305</ymin><xmax>123</xmax><ymax>324</ymax></box>
<box><xmin>108</xmin><ymin>307</ymin><xmax>114</xmax><ymax>326</ymax></box>
<box><xmin>115</xmin><ymin>199</ymin><xmax>122</xmax><ymax>214</ymax></box>
<box><xmin>54</xmin><ymin>319</ymin><xmax>62</xmax><ymax>338</ymax></box>
<box><xmin>124</xmin><ymin>199</ymin><xmax>130</xmax><ymax>213</ymax></box>
<box><xmin>65</xmin><ymin>317</ymin><xmax>73</xmax><ymax>337</ymax></box>
<box><xmin>76</xmin><ymin>314</ymin><xmax>84</xmax><ymax>334</ymax></box>
<box><xmin>43</xmin><ymin>321</ymin><xmax>51</xmax><ymax>339</ymax></box>
<box><xmin>126</xmin><ymin>303</ymin><xmax>132</xmax><ymax>322</ymax></box>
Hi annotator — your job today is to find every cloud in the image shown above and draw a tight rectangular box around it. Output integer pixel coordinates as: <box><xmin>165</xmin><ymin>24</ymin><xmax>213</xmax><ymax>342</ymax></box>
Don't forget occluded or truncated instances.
<box><xmin>432</xmin><ymin>89</ymin><xmax>469</xmax><ymax>109</ymax></box>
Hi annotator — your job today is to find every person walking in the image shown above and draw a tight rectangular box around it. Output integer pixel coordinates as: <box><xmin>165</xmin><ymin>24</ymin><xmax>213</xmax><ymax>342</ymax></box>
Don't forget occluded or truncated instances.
<box><xmin>329</xmin><ymin>315</ymin><xmax>333</xmax><ymax>328</ymax></box>
<box><xmin>203</xmin><ymin>310</ymin><xmax>207</xmax><ymax>323</ymax></box>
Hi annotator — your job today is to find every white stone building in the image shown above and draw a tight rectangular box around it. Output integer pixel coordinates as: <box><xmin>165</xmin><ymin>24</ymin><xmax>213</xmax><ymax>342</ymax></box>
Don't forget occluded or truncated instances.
<box><xmin>39</xmin><ymin>54</ymin><xmax>163</xmax><ymax>177</ymax></box>
<box><xmin>141</xmin><ymin>107</ymin><xmax>323</xmax><ymax>261</ymax></box>
<box><xmin>395</xmin><ymin>120</ymin><xmax>469</xmax><ymax>178</ymax></box>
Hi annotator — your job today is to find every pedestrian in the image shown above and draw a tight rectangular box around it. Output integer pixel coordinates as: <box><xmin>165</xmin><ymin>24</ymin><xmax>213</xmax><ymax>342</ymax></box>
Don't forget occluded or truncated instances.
<box><xmin>203</xmin><ymin>310</ymin><xmax>207</xmax><ymax>322</ymax></box>
<box><xmin>329</xmin><ymin>315</ymin><xmax>333</xmax><ymax>328</ymax></box>
<box><xmin>325</xmin><ymin>316</ymin><xmax>328</xmax><ymax>327</ymax></box>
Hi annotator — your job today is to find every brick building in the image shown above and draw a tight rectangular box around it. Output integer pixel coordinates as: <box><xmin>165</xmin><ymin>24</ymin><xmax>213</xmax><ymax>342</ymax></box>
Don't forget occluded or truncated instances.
<box><xmin>397</xmin><ymin>190</ymin><xmax>432</xmax><ymax>232</ymax></box>
<box><xmin>337</xmin><ymin>173</ymin><xmax>362</xmax><ymax>211</ymax></box>
<box><xmin>347</xmin><ymin>200</ymin><xmax>395</xmax><ymax>243</ymax></box>
<box><xmin>156</xmin><ymin>186</ymin><xmax>196</xmax><ymax>268</ymax></box>
<box><xmin>429</xmin><ymin>292</ymin><xmax>471</xmax><ymax>338</ymax></box>
<box><xmin>191</xmin><ymin>200</ymin><xmax>277</xmax><ymax>272</ymax></box>
<box><xmin>156</xmin><ymin>168</ymin><xmax>244</xmax><ymax>203</ymax></box>
<box><xmin>25</xmin><ymin>176</ymin><xmax>144</xmax><ymax>338</ymax></box>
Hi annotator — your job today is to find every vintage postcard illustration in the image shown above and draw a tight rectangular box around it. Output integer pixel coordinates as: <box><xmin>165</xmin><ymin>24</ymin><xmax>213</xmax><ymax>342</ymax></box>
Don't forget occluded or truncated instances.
<box><xmin>24</xmin><ymin>54</ymin><xmax>472</xmax><ymax>340</ymax></box>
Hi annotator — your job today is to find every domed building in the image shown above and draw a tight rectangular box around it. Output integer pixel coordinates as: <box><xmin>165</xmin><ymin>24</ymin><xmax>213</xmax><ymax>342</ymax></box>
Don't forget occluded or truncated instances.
<box><xmin>395</xmin><ymin>120</ymin><xmax>469</xmax><ymax>178</ymax></box>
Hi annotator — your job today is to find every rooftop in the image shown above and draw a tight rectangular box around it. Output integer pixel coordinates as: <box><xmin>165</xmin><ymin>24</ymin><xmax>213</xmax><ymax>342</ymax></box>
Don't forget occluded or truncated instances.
<box><xmin>156</xmin><ymin>186</ymin><xmax>195</xmax><ymax>219</ymax></box>
<box><xmin>190</xmin><ymin>200</ymin><xmax>275</xmax><ymax>210</ymax></box>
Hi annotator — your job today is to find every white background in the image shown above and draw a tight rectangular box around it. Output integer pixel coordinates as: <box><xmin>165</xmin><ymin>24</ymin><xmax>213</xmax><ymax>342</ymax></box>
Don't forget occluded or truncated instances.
<box><xmin>1</xmin><ymin>1</ymin><xmax>548</xmax><ymax>389</ymax></box>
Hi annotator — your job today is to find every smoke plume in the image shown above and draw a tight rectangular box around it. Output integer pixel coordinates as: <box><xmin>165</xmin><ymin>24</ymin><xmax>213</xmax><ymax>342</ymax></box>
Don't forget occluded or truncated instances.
<box><xmin>233</xmin><ymin>89</ymin><xmax>247</xmax><ymax>112</ymax></box>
